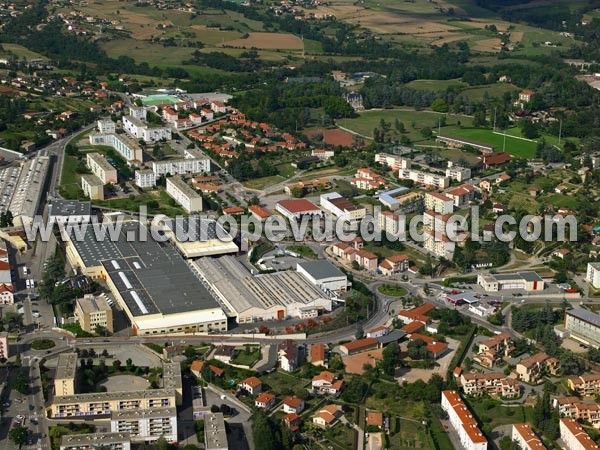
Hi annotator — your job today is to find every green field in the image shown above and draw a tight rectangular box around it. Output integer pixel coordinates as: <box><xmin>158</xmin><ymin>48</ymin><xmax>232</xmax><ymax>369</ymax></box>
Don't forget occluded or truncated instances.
<box><xmin>0</xmin><ymin>43</ymin><xmax>47</xmax><ymax>60</ymax></box>
<box><xmin>377</xmin><ymin>285</ymin><xmax>408</xmax><ymax>297</ymax></box>
<box><xmin>341</xmin><ymin>109</ymin><xmax>474</xmax><ymax>143</ymax></box>
<box><xmin>441</xmin><ymin>127</ymin><xmax>540</xmax><ymax>158</ymax></box>
<box><xmin>406</xmin><ymin>79</ymin><xmax>468</xmax><ymax>92</ymax></box>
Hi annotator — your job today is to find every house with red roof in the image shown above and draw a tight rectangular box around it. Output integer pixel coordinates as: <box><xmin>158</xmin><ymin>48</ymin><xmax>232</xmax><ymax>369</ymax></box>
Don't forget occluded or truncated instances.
<box><xmin>312</xmin><ymin>371</ymin><xmax>344</xmax><ymax>396</ymax></box>
<box><xmin>283</xmin><ymin>396</ymin><xmax>305</xmax><ymax>414</ymax></box>
<box><xmin>238</xmin><ymin>376</ymin><xmax>263</xmax><ymax>396</ymax></box>
<box><xmin>255</xmin><ymin>392</ymin><xmax>276</xmax><ymax>410</ymax></box>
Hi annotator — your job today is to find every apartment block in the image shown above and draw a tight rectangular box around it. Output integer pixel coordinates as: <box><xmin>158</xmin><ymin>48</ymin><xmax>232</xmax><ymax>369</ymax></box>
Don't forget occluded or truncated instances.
<box><xmin>511</xmin><ymin>424</ymin><xmax>546</xmax><ymax>450</ymax></box>
<box><xmin>424</xmin><ymin>192</ymin><xmax>454</xmax><ymax>214</ymax></box>
<box><xmin>0</xmin><ymin>331</ymin><xmax>8</xmax><ymax>359</ymax></box>
<box><xmin>474</xmin><ymin>333</ymin><xmax>513</xmax><ymax>368</ymax></box>
<box><xmin>565</xmin><ymin>308</ymin><xmax>600</xmax><ymax>348</ymax></box>
<box><xmin>152</xmin><ymin>158</ymin><xmax>210</xmax><ymax>177</ymax></box>
<box><xmin>560</xmin><ymin>418</ymin><xmax>600</xmax><ymax>450</ymax></box>
<box><xmin>54</xmin><ymin>353</ymin><xmax>78</xmax><ymax>397</ymax></box>
<box><xmin>459</xmin><ymin>372</ymin><xmax>520</xmax><ymax>399</ymax></box>
<box><xmin>516</xmin><ymin>352</ymin><xmax>561</xmax><ymax>383</ymax></box>
<box><xmin>74</xmin><ymin>293</ymin><xmax>114</xmax><ymax>333</ymax></box>
<box><xmin>441</xmin><ymin>390</ymin><xmax>488</xmax><ymax>450</ymax></box>
<box><xmin>423</xmin><ymin>229</ymin><xmax>455</xmax><ymax>260</ymax></box>
<box><xmin>166</xmin><ymin>176</ymin><xmax>203</xmax><ymax>213</ymax></box>
<box><xmin>567</xmin><ymin>374</ymin><xmax>600</xmax><ymax>396</ymax></box>
<box><xmin>555</xmin><ymin>397</ymin><xmax>600</xmax><ymax>429</ymax></box>
<box><xmin>134</xmin><ymin>169</ymin><xmax>156</xmax><ymax>189</ymax></box>
<box><xmin>587</xmin><ymin>262</ymin><xmax>600</xmax><ymax>289</ymax></box>
<box><xmin>122</xmin><ymin>115</ymin><xmax>172</xmax><ymax>142</ymax></box>
<box><xmin>89</xmin><ymin>133</ymin><xmax>143</xmax><ymax>162</ymax></box>
<box><xmin>399</xmin><ymin>163</ymin><xmax>450</xmax><ymax>189</ymax></box>
<box><xmin>445</xmin><ymin>184</ymin><xmax>476</xmax><ymax>208</ymax></box>
<box><xmin>60</xmin><ymin>432</ymin><xmax>131</xmax><ymax>450</ymax></box>
<box><xmin>375</xmin><ymin>153</ymin><xmax>409</xmax><ymax>171</ymax></box>
<box><xmin>86</xmin><ymin>153</ymin><xmax>117</xmax><ymax>184</ymax></box>
<box><xmin>81</xmin><ymin>174</ymin><xmax>104</xmax><ymax>201</ymax></box>
<box><xmin>110</xmin><ymin>407</ymin><xmax>177</xmax><ymax>443</ymax></box>
<box><xmin>97</xmin><ymin>119</ymin><xmax>116</xmax><ymax>134</ymax></box>
<box><xmin>204</xmin><ymin>413</ymin><xmax>228</xmax><ymax>450</ymax></box>
<box><xmin>446</xmin><ymin>162</ymin><xmax>472</xmax><ymax>182</ymax></box>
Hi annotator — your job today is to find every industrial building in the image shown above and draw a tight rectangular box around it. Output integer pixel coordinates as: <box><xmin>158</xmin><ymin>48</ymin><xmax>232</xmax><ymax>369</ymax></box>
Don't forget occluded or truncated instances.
<box><xmin>192</xmin><ymin>255</ymin><xmax>333</xmax><ymax>323</ymax></box>
<box><xmin>166</xmin><ymin>176</ymin><xmax>203</xmax><ymax>213</ymax></box>
<box><xmin>565</xmin><ymin>309</ymin><xmax>600</xmax><ymax>348</ymax></box>
<box><xmin>48</xmin><ymin>200</ymin><xmax>92</xmax><ymax>224</ymax></box>
<box><xmin>66</xmin><ymin>221</ymin><xmax>228</xmax><ymax>335</ymax></box>
<box><xmin>276</xmin><ymin>199</ymin><xmax>323</xmax><ymax>221</ymax></box>
<box><xmin>296</xmin><ymin>260</ymin><xmax>348</xmax><ymax>293</ymax></box>
<box><xmin>477</xmin><ymin>271</ymin><xmax>544</xmax><ymax>292</ymax></box>
<box><xmin>319</xmin><ymin>192</ymin><xmax>366</xmax><ymax>222</ymax></box>
<box><xmin>163</xmin><ymin>217</ymin><xmax>238</xmax><ymax>258</ymax></box>
<box><xmin>0</xmin><ymin>156</ymin><xmax>50</xmax><ymax>227</ymax></box>
<box><xmin>74</xmin><ymin>293</ymin><xmax>114</xmax><ymax>333</ymax></box>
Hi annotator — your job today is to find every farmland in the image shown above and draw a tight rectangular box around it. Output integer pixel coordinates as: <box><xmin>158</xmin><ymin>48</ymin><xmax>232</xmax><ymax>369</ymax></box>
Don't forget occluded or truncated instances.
<box><xmin>223</xmin><ymin>32</ymin><xmax>304</xmax><ymax>50</ymax></box>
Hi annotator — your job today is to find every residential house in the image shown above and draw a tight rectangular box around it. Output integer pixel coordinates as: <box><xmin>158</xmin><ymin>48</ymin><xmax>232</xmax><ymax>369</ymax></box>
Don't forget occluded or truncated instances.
<box><xmin>378</xmin><ymin>254</ymin><xmax>409</xmax><ymax>275</ymax></box>
<box><xmin>310</xmin><ymin>343</ymin><xmax>328</xmax><ymax>367</ymax></box>
<box><xmin>254</xmin><ymin>392</ymin><xmax>276</xmax><ymax>410</ymax></box>
<box><xmin>459</xmin><ymin>372</ymin><xmax>520</xmax><ymax>399</ymax></box>
<box><xmin>312</xmin><ymin>371</ymin><xmax>344</xmax><ymax>396</ymax></box>
<box><xmin>278</xmin><ymin>340</ymin><xmax>299</xmax><ymax>372</ymax></box>
<box><xmin>312</xmin><ymin>405</ymin><xmax>344</xmax><ymax>428</ymax></box>
<box><xmin>516</xmin><ymin>352</ymin><xmax>561</xmax><ymax>383</ymax></box>
<box><xmin>282</xmin><ymin>397</ymin><xmax>305</xmax><ymax>414</ymax></box>
<box><xmin>366</xmin><ymin>411</ymin><xmax>383</xmax><ymax>430</ymax></box>
<box><xmin>444</xmin><ymin>184</ymin><xmax>476</xmax><ymax>208</ymax></box>
<box><xmin>213</xmin><ymin>345</ymin><xmax>236</xmax><ymax>364</ymax></box>
<box><xmin>238</xmin><ymin>376</ymin><xmax>263</xmax><ymax>396</ymax></box>
<box><xmin>473</xmin><ymin>333</ymin><xmax>514</xmax><ymax>368</ymax></box>
<box><xmin>282</xmin><ymin>413</ymin><xmax>302</xmax><ymax>433</ymax></box>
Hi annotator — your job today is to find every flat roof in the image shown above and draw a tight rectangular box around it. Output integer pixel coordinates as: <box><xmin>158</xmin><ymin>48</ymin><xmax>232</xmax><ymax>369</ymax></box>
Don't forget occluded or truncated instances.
<box><xmin>204</xmin><ymin>413</ymin><xmax>228</xmax><ymax>450</ymax></box>
<box><xmin>297</xmin><ymin>260</ymin><xmax>346</xmax><ymax>280</ymax></box>
<box><xmin>87</xmin><ymin>152</ymin><xmax>116</xmax><ymax>172</ymax></box>
<box><xmin>76</xmin><ymin>294</ymin><xmax>111</xmax><ymax>314</ymax></box>
<box><xmin>53</xmin><ymin>388</ymin><xmax>176</xmax><ymax>405</ymax></box>
<box><xmin>567</xmin><ymin>308</ymin><xmax>600</xmax><ymax>328</ymax></box>
<box><xmin>49</xmin><ymin>199</ymin><xmax>91</xmax><ymax>217</ymax></box>
<box><xmin>111</xmin><ymin>406</ymin><xmax>176</xmax><ymax>420</ymax></box>
<box><xmin>60</xmin><ymin>432</ymin><xmax>131</xmax><ymax>447</ymax></box>
<box><xmin>72</xmin><ymin>221</ymin><xmax>221</xmax><ymax>317</ymax></box>
<box><xmin>81</xmin><ymin>173</ymin><xmax>104</xmax><ymax>187</ymax></box>
<box><xmin>55</xmin><ymin>353</ymin><xmax>78</xmax><ymax>380</ymax></box>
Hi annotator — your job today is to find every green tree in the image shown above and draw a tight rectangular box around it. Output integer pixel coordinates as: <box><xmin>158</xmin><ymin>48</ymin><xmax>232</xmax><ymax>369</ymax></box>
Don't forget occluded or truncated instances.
<box><xmin>407</xmin><ymin>339</ymin><xmax>429</xmax><ymax>360</ymax></box>
<box><xmin>9</xmin><ymin>426</ymin><xmax>28</xmax><ymax>446</ymax></box>
<box><xmin>420</xmin><ymin>126</ymin><xmax>432</xmax><ymax>138</ymax></box>
<box><xmin>431</xmin><ymin>98</ymin><xmax>448</xmax><ymax>113</ymax></box>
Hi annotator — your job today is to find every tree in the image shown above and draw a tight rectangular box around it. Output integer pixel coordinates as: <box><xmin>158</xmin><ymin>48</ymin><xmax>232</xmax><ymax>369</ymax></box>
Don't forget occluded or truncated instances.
<box><xmin>9</xmin><ymin>426</ymin><xmax>28</xmax><ymax>446</ymax></box>
<box><xmin>420</xmin><ymin>126</ymin><xmax>432</xmax><ymax>138</ymax></box>
<box><xmin>252</xmin><ymin>412</ymin><xmax>281</xmax><ymax>450</ymax></box>
<box><xmin>112</xmin><ymin>360</ymin><xmax>121</xmax><ymax>371</ymax></box>
<box><xmin>407</xmin><ymin>339</ymin><xmax>429</xmax><ymax>360</ymax></box>
<box><xmin>431</xmin><ymin>98</ymin><xmax>448</xmax><ymax>113</ymax></box>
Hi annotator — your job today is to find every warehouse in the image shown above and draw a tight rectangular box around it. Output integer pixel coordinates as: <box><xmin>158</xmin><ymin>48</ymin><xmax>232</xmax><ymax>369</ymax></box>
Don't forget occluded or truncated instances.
<box><xmin>296</xmin><ymin>260</ymin><xmax>348</xmax><ymax>293</ymax></box>
<box><xmin>162</xmin><ymin>217</ymin><xmax>238</xmax><ymax>258</ymax></box>
<box><xmin>66</xmin><ymin>221</ymin><xmax>228</xmax><ymax>335</ymax></box>
<box><xmin>192</xmin><ymin>255</ymin><xmax>333</xmax><ymax>323</ymax></box>
<box><xmin>477</xmin><ymin>271</ymin><xmax>544</xmax><ymax>292</ymax></box>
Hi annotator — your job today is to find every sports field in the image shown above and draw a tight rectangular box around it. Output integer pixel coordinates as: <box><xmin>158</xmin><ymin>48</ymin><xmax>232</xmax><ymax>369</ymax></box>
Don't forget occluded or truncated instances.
<box><xmin>441</xmin><ymin>127</ymin><xmax>539</xmax><ymax>158</ymax></box>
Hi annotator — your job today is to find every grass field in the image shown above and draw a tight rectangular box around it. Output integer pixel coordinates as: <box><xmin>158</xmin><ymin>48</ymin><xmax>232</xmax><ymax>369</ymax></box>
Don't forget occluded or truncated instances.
<box><xmin>377</xmin><ymin>285</ymin><xmax>408</xmax><ymax>297</ymax></box>
<box><xmin>223</xmin><ymin>32</ymin><xmax>304</xmax><ymax>50</ymax></box>
<box><xmin>406</xmin><ymin>79</ymin><xmax>468</xmax><ymax>92</ymax></box>
<box><xmin>441</xmin><ymin>126</ymin><xmax>539</xmax><ymax>158</ymax></box>
<box><xmin>242</xmin><ymin>175</ymin><xmax>285</xmax><ymax>190</ymax></box>
<box><xmin>0</xmin><ymin>43</ymin><xmax>47</xmax><ymax>60</ymax></box>
<box><xmin>341</xmin><ymin>108</ymin><xmax>474</xmax><ymax>143</ymax></box>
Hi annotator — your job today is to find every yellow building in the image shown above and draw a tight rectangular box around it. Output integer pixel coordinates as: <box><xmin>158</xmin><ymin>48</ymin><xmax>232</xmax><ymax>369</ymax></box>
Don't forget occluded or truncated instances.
<box><xmin>54</xmin><ymin>353</ymin><xmax>78</xmax><ymax>397</ymax></box>
<box><xmin>74</xmin><ymin>294</ymin><xmax>114</xmax><ymax>333</ymax></box>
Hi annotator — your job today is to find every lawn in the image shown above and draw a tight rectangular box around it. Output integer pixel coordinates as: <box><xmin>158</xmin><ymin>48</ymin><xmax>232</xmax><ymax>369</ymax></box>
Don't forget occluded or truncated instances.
<box><xmin>465</xmin><ymin>397</ymin><xmax>533</xmax><ymax>435</ymax></box>
<box><xmin>59</xmin><ymin>156</ymin><xmax>84</xmax><ymax>200</ymax></box>
<box><xmin>260</xmin><ymin>370</ymin><xmax>310</xmax><ymax>395</ymax></box>
<box><xmin>377</xmin><ymin>284</ymin><xmax>408</xmax><ymax>297</ymax></box>
<box><xmin>0</xmin><ymin>43</ymin><xmax>47</xmax><ymax>60</ymax></box>
<box><xmin>441</xmin><ymin>126</ymin><xmax>539</xmax><ymax>158</ymax></box>
<box><xmin>242</xmin><ymin>175</ymin><xmax>285</xmax><ymax>190</ymax></box>
<box><xmin>287</xmin><ymin>244</ymin><xmax>317</xmax><ymax>259</ymax></box>
<box><xmin>405</xmin><ymin>79</ymin><xmax>468</xmax><ymax>92</ymax></box>
<box><xmin>341</xmin><ymin>108</ymin><xmax>473</xmax><ymax>143</ymax></box>
<box><xmin>231</xmin><ymin>346</ymin><xmax>261</xmax><ymax>367</ymax></box>
<box><xmin>458</xmin><ymin>83</ymin><xmax>519</xmax><ymax>101</ymax></box>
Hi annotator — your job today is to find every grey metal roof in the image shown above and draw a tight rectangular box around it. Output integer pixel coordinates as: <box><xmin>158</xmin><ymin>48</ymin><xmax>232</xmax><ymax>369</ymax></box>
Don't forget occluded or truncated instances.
<box><xmin>567</xmin><ymin>308</ymin><xmax>600</xmax><ymax>328</ymax></box>
<box><xmin>48</xmin><ymin>199</ymin><xmax>91</xmax><ymax>217</ymax></box>
<box><xmin>518</xmin><ymin>271</ymin><xmax>543</xmax><ymax>282</ymax></box>
<box><xmin>376</xmin><ymin>329</ymin><xmax>407</xmax><ymax>345</ymax></box>
<box><xmin>297</xmin><ymin>260</ymin><xmax>346</xmax><ymax>280</ymax></box>
<box><xmin>166</xmin><ymin>217</ymin><xmax>223</xmax><ymax>242</ymax></box>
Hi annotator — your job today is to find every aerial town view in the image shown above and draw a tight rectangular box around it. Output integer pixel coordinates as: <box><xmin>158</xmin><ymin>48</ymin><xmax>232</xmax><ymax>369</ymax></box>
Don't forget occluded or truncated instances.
<box><xmin>2</xmin><ymin>0</ymin><xmax>600</xmax><ymax>449</ymax></box>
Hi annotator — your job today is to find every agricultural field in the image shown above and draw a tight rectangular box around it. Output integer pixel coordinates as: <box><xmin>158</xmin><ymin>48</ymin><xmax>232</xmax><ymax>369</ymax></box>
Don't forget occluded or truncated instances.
<box><xmin>0</xmin><ymin>43</ymin><xmax>47</xmax><ymax>60</ymax></box>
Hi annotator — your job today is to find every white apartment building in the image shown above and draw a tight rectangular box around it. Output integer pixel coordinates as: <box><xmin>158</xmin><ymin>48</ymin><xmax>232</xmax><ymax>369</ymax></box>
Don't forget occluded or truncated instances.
<box><xmin>60</xmin><ymin>433</ymin><xmax>131</xmax><ymax>450</ymax></box>
<box><xmin>423</xmin><ymin>230</ymin><xmax>455</xmax><ymax>260</ymax></box>
<box><xmin>424</xmin><ymin>192</ymin><xmax>454</xmax><ymax>214</ymax></box>
<box><xmin>560</xmin><ymin>418</ymin><xmax>600</xmax><ymax>450</ymax></box>
<box><xmin>511</xmin><ymin>424</ymin><xmax>546</xmax><ymax>450</ymax></box>
<box><xmin>89</xmin><ymin>133</ymin><xmax>143</xmax><ymax>162</ymax></box>
<box><xmin>81</xmin><ymin>174</ymin><xmax>104</xmax><ymax>200</ymax></box>
<box><xmin>97</xmin><ymin>119</ymin><xmax>116</xmax><ymax>134</ymax></box>
<box><xmin>375</xmin><ymin>153</ymin><xmax>409</xmax><ymax>170</ymax></box>
<box><xmin>123</xmin><ymin>115</ymin><xmax>172</xmax><ymax>142</ymax></box>
<box><xmin>378</xmin><ymin>210</ymin><xmax>405</xmax><ymax>239</ymax></box>
<box><xmin>319</xmin><ymin>192</ymin><xmax>366</xmax><ymax>222</ymax></box>
<box><xmin>86</xmin><ymin>152</ymin><xmax>117</xmax><ymax>184</ymax></box>
<box><xmin>166</xmin><ymin>176</ymin><xmax>203</xmax><ymax>213</ymax></box>
<box><xmin>446</xmin><ymin>162</ymin><xmax>472</xmax><ymax>182</ymax></box>
<box><xmin>441</xmin><ymin>390</ymin><xmax>488</xmax><ymax>450</ymax></box>
<box><xmin>135</xmin><ymin>169</ymin><xmax>156</xmax><ymax>188</ymax></box>
<box><xmin>587</xmin><ymin>262</ymin><xmax>600</xmax><ymax>289</ymax></box>
<box><xmin>399</xmin><ymin>166</ymin><xmax>450</xmax><ymax>189</ymax></box>
<box><xmin>129</xmin><ymin>107</ymin><xmax>147</xmax><ymax>120</ymax></box>
<box><xmin>110</xmin><ymin>407</ymin><xmax>177</xmax><ymax>443</ymax></box>
<box><xmin>152</xmin><ymin>158</ymin><xmax>210</xmax><ymax>177</ymax></box>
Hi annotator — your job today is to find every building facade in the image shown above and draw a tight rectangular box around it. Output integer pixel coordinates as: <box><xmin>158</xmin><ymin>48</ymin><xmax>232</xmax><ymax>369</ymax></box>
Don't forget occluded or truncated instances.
<box><xmin>74</xmin><ymin>293</ymin><xmax>114</xmax><ymax>333</ymax></box>
<box><xmin>166</xmin><ymin>176</ymin><xmax>203</xmax><ymax>213</ymax></box>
